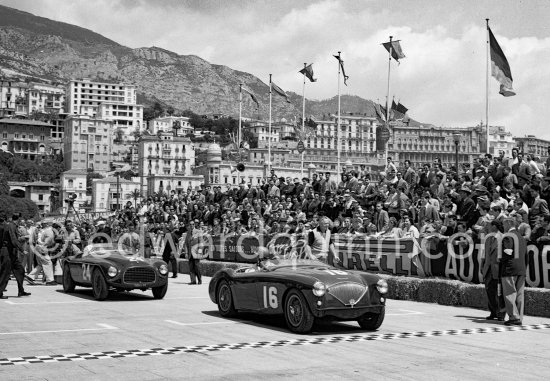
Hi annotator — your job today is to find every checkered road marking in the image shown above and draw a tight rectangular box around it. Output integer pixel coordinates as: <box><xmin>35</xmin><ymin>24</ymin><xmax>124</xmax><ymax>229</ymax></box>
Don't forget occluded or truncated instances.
<box><xmin>1</xmin><ymin>323</ymin><xmax>548</xmax><ymax>366</ymax></box>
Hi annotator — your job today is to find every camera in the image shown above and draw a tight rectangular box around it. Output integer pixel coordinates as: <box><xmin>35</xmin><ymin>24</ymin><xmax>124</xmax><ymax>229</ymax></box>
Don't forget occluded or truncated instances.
<box><xmin>65</xmin><ymin>193</ymin><xmax>77</xmax><ymax>205</ymax></box>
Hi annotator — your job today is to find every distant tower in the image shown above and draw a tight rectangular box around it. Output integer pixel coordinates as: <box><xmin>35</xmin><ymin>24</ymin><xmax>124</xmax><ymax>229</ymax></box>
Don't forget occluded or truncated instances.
<box><xmin>206</xmin><ymin>143</ymin><xmax>222</xmax><ymax>185</ymax></box>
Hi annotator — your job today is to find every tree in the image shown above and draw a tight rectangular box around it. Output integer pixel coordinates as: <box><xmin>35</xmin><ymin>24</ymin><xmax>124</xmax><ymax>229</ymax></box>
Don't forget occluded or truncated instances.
<box><xmin>118</xmin><ymin>170</ymin><xmax>137</xmax><ymax>180</ymax></box>
<box><xmin>86</xmin><ymin>172</ymin><xmax>104</xmax><ymax>194</ymax></box>
<box><xmin>166</xmin><ymin>106</ymin><xmax>175</xmax><ymax>116</ymax></box>
<box><xmin>0</xmin><ymin>176</ymin><xmax>9</xmax><ymax>195</ymax></box>
<box><xmin>172</xmin><ymin>120</ymin><xmax>181</xmax><ymax>137</ymax></box>
<box><xmin>127</xmin><ymin>189</ymin><xmax>142</xmax><ymax>208</ymax></box>
<box><xmin>113</xmin><ymin>128</ymin><xmax>125</xmax><ymax>144</ymax></box>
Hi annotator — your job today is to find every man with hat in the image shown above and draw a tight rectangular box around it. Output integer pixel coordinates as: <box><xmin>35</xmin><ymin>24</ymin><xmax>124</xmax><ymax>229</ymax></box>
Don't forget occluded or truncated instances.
<box><xmin>457</xmin><ymin>185</ymin><xmax>476</xmax><ymax>228</ymax></box>
<box><xmin>0</xmin><ymin>214</ymin><xmax>31</xmax><ymax>298</ymax></box>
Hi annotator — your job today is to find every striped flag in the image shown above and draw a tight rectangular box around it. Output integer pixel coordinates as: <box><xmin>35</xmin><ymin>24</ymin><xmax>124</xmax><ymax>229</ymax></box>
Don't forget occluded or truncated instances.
<box><xmin>271</xmin><ymin>82</ymin><xmax>291</xmax><ymax>103</ymax></box>
<box><xmin>299</xmin><ymin>63</ymin><xmax>317</xmax><ymax>82</ymax></box>
<box><xmin>488</xmin><ymin>26</ymin><xmax>516</xmax><ymax>97</ymax></box>
<box><xmin>382</xmin><ymin>40</ymin><xmax>406</xmax><ymax>63</ymax></box>
<box><xmin>242</xmin><ymin>86</ymin><xmax>260</xmax><ymax>108</ymax></box>
<box><xmin>333</xmin><ymin>53</ymin><xmax>349</xmax><ymax>85</ymax></box>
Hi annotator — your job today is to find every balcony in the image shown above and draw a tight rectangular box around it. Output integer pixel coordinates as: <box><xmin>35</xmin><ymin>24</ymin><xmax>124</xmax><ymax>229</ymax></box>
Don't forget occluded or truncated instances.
<box><xmin>12</xmin><ymin>136</ymin><xmax>39</xmax><ymax>142</ymax></box>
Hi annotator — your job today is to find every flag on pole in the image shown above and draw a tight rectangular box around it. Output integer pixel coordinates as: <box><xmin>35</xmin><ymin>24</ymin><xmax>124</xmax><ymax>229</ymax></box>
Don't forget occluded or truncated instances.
<box><xmin>242</xmin><ymin>86</ymin><xmax>260</xmax><ymax>108</ymax></box>
<box><xmin>374</xmin><ymin>103</ymin><xmax>386</xmax><ymax>121</ymax></box>
<box><xmin>299</xmin><ymin>64</ymin><xmax>317</xmax><ymax>82</ymax></box>
<box><xmin>382</xmin><ymin>40</ymin><xmax>406</xmax><ymax>63</ymax></box>
<box><xmin>380</xmin><ymin>104</ymin><xmax>394</xmax><ymax>121</ymax></box>
<box><xmin>271</xmin><ymin>81</ymin><xmax>291</xmax><ymax>103</ymax></box>
<box><xmin>333</xmin><ymin>54</ymin><xmax>349</xmax><ymax>85</ymax></box>
<box><xmin>396</xmin><ymin>102</ymin><xmax>408</xmax><ymax>115</ymax></box>
<box><xmin>391</xmin><ymin>99</ymin><xmax>398</xmax><ymax>111</ymax></box>
<box><xmin>488</xmin><ymin>26</ymin><xmax>516</xmax><ymax>97</ymax></box>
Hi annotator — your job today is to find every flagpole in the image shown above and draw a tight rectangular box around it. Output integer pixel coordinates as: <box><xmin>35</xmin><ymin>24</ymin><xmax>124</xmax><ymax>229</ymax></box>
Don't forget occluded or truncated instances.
<box><xmin>301</xmin><ymin>63</ymin><xmax>307</xmax><ymax>179</ymax></box>
<box><xmin>337</xmin><ymin>52</ymin><xmax>342</xmax><ymax>181</ymax></box>
<box><xmin>238</xmin><ymin>84</ymin><xmax>242</xmax><ymax>148</ymax></box>
<box><xmin>269</xmin><ymin>74</ymin><xmax>272</xmax><ymax>172</ymax></box>
<box><xmin>385</xmin><ymin>36</ymin><xmax>393</xmax><ymax>166</ymax></box>
<box><xmin>485</xmin><ymin>18</ymin><xmax>490</xmax><ymax>155</ymax></box>
<box><xmin>238</xmin><ymin>83</ymin><xmax>243</xmax><ymax>185</ymax></box>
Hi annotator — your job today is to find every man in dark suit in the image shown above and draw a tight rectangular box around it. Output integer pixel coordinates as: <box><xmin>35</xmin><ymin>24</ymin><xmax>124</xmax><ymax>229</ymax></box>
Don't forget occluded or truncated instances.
<box><xmin>184</xmin><ymin>220</ymin><xmax>202</xmax><ymax>285</ymax></box>
<box><xmin>374</xmin><ymin>202</ymin><xmax>389</xmax><ymax>233</ymax></box>
<box><xmin>482</xmin><ymin>220</ymin><xmax>505</xmax><ymax>321</ymax></box>
<box><xmin>500</xmin><ymin>220</ymin><xmax>528</xmax><ymax>325</ymax></box>
<box><xmin>0</xmin><ymin>214</ymin><xmax>31</xmax><ymax>298</ymax></box>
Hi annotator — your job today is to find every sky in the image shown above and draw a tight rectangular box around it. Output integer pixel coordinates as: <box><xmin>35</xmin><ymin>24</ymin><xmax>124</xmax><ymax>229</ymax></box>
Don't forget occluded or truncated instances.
<box><xmin>2</xmin><ymin>0</ymin><xmax>550</xmax><ymax>138</ymax></box>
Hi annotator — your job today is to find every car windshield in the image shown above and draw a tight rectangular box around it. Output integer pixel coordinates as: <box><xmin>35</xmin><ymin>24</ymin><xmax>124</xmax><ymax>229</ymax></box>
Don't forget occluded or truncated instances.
<box><xmin>83</xmin><ymin>244</ymin><xmax>135</xmax><ymax>257</ymax></box>
<box><xmin>260</xmin><ymin>256</ymin><xmax>327</xmax><ymax>271</ymax></box>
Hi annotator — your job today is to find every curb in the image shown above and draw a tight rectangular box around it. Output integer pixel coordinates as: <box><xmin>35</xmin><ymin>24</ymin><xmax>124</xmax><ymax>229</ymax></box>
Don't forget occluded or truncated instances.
<box><xmin>172</xmin><ymin>259</ymin><xmax>550</xmax><ymax>318</ymax></box>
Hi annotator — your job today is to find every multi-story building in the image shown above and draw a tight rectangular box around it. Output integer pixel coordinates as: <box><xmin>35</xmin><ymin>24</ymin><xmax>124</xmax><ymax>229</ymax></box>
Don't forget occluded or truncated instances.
<box><xmin>63</xmin><ymin>115</ymin><xmax>113</xmax><ymax>173</ymax></box>
<box><xmin>387</xmin><ymin>124</ymin><xmax>483</xmax><ymax>168</ymax></box>
<box><xmin>138</xmin><ymin>132</ymin><xmax>203</xmax><ymax>195</ymax></box>
<box><xmin>8</xmin><ymin>181</ymin><xmax>57</xmax><ymax>215</ymax></box>
<box><xmin>244</xmin><ymin>121</ymin><xmax>281</xmax><ymax>147</ymax></box>
<box><xmin>488</xmin><ymin>126</ymin><xmax>516</xmax><ymax>158</ymax></box>
<box><xmin>147</xmin><ymin>116</ymin><xmax>193</xmax><ymax>135</ymax></box>
<box><xmin>0</xmin><ymin>118</ymin><xmax>52</xmax><ymax>160</ymax></box>
<box><xmin>26</xmin><ymin>82</ymin><xmax>65</xmax><ymax>115</ymax></box>
<box><xmin>91</xmin><ymin>176</ymin><xmax>141</xmax><ymax>212</ymax></box>
<box><xmin>0</xmin><ymin>77</ymin><xmax>28</xmax><ymax>117</ymax></box>
<box><xmin>310</xmin><ymin>113</ymin><xmax>378</xmax><ymax>154</ymax></box>
<box><xmin>514</xmin><ymin>135</ymin><xmax>550</xmax><ymax>162</ymax></box>
<box><xmin>60</xmin><ymin>169</ymin><xmax>88</xmax><ymax>213</ymax></box>
<box><xmin>66</xmin><ymin>79</ymin><xmax>143</xmax><ymax>140</ymax></box>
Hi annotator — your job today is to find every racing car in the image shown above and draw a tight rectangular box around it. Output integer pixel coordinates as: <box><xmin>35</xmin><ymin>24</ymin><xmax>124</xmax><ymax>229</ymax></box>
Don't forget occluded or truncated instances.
<box><xmin>62</xmin><ymin>246</ymin><xmax>169</xmax><ymax>301</ymax></box>
<box><xmin>209</xmin><ymin>254</ymin><xmax>388</xmax><ymax>334</ymax></box>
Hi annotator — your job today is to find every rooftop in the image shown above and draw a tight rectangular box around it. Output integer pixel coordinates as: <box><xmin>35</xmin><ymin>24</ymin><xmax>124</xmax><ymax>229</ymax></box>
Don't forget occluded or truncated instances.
<box><xmin>0</xmin><ymin>118</ymin><xmax>53</xmax><ymax>127</ymax></box>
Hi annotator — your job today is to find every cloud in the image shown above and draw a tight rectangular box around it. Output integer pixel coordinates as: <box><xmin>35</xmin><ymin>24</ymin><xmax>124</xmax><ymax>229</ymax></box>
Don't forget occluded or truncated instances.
<box><xmin>1</xmin><ymin>0</ymin><xmax>550</xmax><ymax>139</ymax></box>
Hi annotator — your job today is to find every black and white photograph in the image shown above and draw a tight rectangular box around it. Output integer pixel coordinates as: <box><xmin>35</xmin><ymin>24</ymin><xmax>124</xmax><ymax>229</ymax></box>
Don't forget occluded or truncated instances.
<box><xmin>0</xmin><ymin>0</ymin><xmax>549</xmax><ymax>380</ymax></box>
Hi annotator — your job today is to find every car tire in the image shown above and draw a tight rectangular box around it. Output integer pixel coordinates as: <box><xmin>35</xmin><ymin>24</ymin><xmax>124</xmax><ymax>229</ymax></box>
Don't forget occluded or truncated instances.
<box><xmin>284</xmin><ymin>289</ymin><xmax>314</xmax><ymax>334</ymax></box>
<box><xmin>91</xmin><ymin>268</ymin><xmax>109</xmax><ymax>301</ymax></box>
<box><xmin>217</xmin><ymin>279</ymin><xmax>237</xmax><ymax>317</ymax></box>
<box><xmin>357</xmin><ymin>307</ymin><xmax>385</xmax><ymax>331</ymax></box>
<box><xmin>62</xmin><ymin>264</ymin><xmax>75</xmax><ymax>293</ymax></box>
<box><xmin>152</xmin><ymin>282</ymin><xmax>168</xmax><ymax>299</ymax></box>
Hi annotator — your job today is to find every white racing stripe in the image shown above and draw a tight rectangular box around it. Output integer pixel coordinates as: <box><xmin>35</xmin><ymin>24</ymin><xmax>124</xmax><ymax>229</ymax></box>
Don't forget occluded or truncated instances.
<box><xmin>0</xmin><ymin>323</ymin><xmax>118</xmax><ymax>336</ymax></box>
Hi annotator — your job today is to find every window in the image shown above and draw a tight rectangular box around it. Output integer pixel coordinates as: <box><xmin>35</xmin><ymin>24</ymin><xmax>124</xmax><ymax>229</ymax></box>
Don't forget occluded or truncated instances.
<box><xmin>15</xmin><ymin>133</ymin><xmax>19</xmax><ymax>138</ymax></box>
<box><xmin>38</xmin><ymin>194</ymin><xmax>43</xmax><ymax>201</ymax></box>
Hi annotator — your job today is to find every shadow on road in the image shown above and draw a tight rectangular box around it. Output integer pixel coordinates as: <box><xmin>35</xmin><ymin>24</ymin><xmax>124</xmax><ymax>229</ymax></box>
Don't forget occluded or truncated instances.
<box><xmin>201</xmin><ymin>310</ymin><xmax>372</xmax><ymax>335</ymax></box>
<box><xmin>454</xmin><ymin>315</ymin><xmax>505</xmax><ymax>325</ymax></box>
<box><xmin>55</xmin><ymin>289</ymin><xmax>157</xmax><ymax>302</ymax></box>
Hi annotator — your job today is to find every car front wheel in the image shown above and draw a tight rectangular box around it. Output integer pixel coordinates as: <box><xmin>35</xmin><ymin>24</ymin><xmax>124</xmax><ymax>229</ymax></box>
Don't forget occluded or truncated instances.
<box><xmin>357</xmin><ymin>307</ymin><xmax>385</xmax><ymax>331</ymax></box>
<box><xmin>62</xmin><ymin>264</ymin><xmax>75</xmax><ymax>293</ymax></box>
<box><xmin>91</xmin><ymin>268</ymin><xmax>109</xmax><ymax>301</ymax></box>
<box><xmin>217</xmin><ymin>279</ymin><xmax>237</xmax><ymax>317</ymax></box>
<box><xmin>152</xmin><ymin>282</ymin><xmax>168</xmax><ymax>299</ymax></box>
<box><xmin>284</xmin><ymin>289</ymin><xmax>314</xmax><ymax>334</ymax></box>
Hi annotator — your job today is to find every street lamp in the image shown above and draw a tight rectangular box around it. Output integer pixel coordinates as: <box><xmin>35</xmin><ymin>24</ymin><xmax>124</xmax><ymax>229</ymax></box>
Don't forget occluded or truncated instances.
<box><xmin>452</xmin><ymin>133</ymin><xmax>461</xmax><ymax>174</ymax></box>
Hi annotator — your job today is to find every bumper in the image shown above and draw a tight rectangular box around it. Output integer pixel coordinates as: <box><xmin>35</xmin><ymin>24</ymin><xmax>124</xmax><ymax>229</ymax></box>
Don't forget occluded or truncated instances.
<box><xmin>312</xmin><ymin>304</ymin><xmax>384</xmax><ymax>320</ymax></box>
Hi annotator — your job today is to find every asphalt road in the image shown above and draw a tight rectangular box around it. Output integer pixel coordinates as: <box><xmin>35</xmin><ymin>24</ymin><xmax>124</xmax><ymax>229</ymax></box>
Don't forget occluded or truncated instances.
<box><xmin>0</xmin><ymin>277</ymin><xmax>549</xmax><ymax>381</ymax></box>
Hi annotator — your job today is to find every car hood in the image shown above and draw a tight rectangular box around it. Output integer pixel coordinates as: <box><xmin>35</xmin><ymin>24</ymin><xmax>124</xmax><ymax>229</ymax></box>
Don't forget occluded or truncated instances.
<box><xmin>272</xmin><ymin>265</ymin><xmax>365</xmax><ymax>286</ymax></box>
<box><xmin>82</xmin><ymin>252</ymin><xmax>163</xmax><ymax>267</ymax></box>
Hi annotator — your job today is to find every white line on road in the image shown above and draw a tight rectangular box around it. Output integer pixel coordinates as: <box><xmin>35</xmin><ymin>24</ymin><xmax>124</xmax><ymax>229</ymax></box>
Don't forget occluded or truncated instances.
<box><xmin>3</xmin><ymin>300</ymin><xmax>94</xmax><ymax>305</ymax></box>
<box><xmin>386</xmin><ymin>309</ymin><xmax>425</xmax><ymax>316</ymax></box>
<box><xmin>164</xmin><ymin>296</ymin><xmax>210</xmax><ymax>300</ymax></box>
<box><xmin>0</xmin><ymin>323</ymin><xmax>119</xmax><ymax>336</ymax></box>
<box><xmin>165</xmin><ymin>319</ymin><xmax>238</xmax><ymax>326</ymax></box>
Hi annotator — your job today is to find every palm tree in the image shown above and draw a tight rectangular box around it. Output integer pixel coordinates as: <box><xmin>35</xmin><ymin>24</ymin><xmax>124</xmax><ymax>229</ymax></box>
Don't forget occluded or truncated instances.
<box><xmin>128</xmin><ymin>189</ymin><xmax>142</xmax><ymax>208</ymax></box>
<box><xmin>172</xmin><ymin>120</ymin><xmax>181</xmax><ymax>137</ymax></box>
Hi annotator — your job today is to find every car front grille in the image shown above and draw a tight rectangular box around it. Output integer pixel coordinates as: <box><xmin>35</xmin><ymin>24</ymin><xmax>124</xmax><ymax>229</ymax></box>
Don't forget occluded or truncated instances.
<box><xmin>328</xmin><ymin>283</ymin><xmax>368</xmax><ymax>306</ymax></box>
<box><xmin>123</xmin><ymin>267</ymin><xmax>156</xmax><ymax>284</ymax></box>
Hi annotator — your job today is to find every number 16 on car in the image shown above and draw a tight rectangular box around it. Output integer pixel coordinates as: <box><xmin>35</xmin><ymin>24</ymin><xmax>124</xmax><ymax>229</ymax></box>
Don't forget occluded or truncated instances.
<box><xmin>263</xmin><ymin>286</ymin><xmax>278</xmax><ymax>309</ymax></box>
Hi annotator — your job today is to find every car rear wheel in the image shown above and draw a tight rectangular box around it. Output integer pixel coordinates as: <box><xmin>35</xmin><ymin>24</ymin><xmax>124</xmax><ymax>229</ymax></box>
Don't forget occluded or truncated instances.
<box><xmin>62</xmin><ymin>264</ymin><xmax>75</xmax><ymax>293</ymax></box>
<box><xmin>152</xmin><ymin>282</ymin><xmax>168</xmax><ymax>299</ymax></box>
<box><xmin>284</xmin><ymin>289</ymin><xmax>314</xmax><ymax>334</ymax></box>
<box><xmin>217</xmin><ymin>279</ymin><xmax>237</xmax><ymax>317</ymax></box>
<box><xmin>91</xmin><ymin>268</ymin><xmax>109</xmax><ymax>301</ymax></box>
<box><xmin>357</xmin><ymin>307</ymin><xmax>385</xmax><ymax>331</ymax></box>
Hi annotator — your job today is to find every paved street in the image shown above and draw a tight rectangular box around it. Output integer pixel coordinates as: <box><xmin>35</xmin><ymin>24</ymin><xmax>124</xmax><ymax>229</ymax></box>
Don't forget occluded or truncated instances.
<box><xmin>0</xmin><ymin>277</ymin><xmax>549</xmax><ymax>381</ymax></box>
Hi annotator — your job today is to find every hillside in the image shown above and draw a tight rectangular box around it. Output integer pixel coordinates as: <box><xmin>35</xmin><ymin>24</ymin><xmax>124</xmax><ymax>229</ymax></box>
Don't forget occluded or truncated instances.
<box><xmin>0</xmin><ymin>4</ymin><xmax>424</xmax><ymax>124</ymax></box>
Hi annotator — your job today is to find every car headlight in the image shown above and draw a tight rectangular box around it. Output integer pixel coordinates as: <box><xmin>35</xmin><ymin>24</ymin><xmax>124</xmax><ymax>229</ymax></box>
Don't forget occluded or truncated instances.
<box><xmin>376</xmin><ymin>279</ymin><xmax>388</xmax><ymax>294</ymax></box>
<box><xmin>107</xmin><ymin>266</ymin><xmax>118</xmax><ymax>278</ymax></box>
<box><xmin>312</xmin><ymin>281</ymin><xmax>326</xmax><ymax>297</ymax></box>
<box><xmin>159</xmin><ymin>264</ymin><xmax>168</xmax><ymax>275</ymax></box>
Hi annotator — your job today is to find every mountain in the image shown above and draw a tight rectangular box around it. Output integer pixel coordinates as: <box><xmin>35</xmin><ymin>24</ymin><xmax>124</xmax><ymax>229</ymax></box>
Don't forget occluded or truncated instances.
<box><xmin>0</xmin><ymin>4</ymin><xmax>424</xmax><ymax>125</ymax></box>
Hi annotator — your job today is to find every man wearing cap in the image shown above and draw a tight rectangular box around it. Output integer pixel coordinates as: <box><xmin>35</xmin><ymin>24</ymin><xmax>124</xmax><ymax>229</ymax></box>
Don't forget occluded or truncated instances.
<box><xmin>457</xmin><ymin>186</ymin><xmax>476</xmax><ymax>228</ymax></box>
